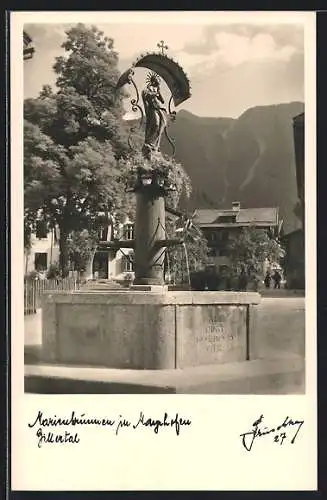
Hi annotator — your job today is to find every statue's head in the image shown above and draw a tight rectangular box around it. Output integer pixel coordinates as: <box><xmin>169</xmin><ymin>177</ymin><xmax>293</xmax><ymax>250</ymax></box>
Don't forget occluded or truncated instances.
<box><xmin>146</xmin><ymin>71</ymin><xmax>160</xmax><ymax>88</ymax></box>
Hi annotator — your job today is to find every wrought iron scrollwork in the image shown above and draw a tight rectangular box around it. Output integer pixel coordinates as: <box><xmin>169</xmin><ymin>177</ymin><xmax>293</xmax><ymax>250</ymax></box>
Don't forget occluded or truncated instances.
<box><xmin>164</xmin><ymin>94</ymin><xmax>176</xmax><ymax>156</ymax></box>
<box><xmin>127</xmin><ymin>70</ymin><xmax>144</xmax><ymax>152</ymax></box>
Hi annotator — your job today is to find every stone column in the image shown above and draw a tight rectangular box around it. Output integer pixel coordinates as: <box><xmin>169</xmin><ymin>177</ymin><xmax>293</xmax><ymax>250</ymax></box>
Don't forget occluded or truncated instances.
<box><xmin>133</xmin><ymin>188</ymin><xmax>166</xmax><ymax>286</ymax></box>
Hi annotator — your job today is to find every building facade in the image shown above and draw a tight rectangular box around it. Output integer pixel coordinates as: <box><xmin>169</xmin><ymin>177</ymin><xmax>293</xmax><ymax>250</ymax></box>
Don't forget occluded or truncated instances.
<box><xmin>193</xmin><ymin>202</ymin><xmax>281</xmax><ymax>274</ymax></box>
<box><xmin>24</xmin><ymin>218</ymin><xmax>135</xmax><ymax>280</ymax></box>
<box><xmin>24</xmin><ymin>225</ymin><xmax>59</xmax><ymax>275</ymax></box>
<box><xmin>281</xmin><ymin>111</ymin><xmax>305</xmax><ymax>289</ymax></box>
<box><xmin>92</xmin><ymin>220</ymin><xmax>135</xmax><ymax>281</ymax></box>
<box><xmin>282</xmin><ymin>228</ymin><xmax>305</xmax><ymax>289</ymax></box>
<box><xmin>293</xmin><ymin>112</ymin><xmax>305</xmax><ymax>226</ymax></box>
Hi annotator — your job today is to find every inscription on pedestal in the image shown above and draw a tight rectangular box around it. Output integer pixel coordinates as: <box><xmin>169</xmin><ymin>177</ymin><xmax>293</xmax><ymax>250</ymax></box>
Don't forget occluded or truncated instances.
<box><xmin>195</xmin><ymin>321</ymin><xmax>234</xmax><ymax>353</ymax></box>
<box><xmin>177</xmin><ymin>305</ymin><xmax>247</xmax><ymax>368</ymax></box>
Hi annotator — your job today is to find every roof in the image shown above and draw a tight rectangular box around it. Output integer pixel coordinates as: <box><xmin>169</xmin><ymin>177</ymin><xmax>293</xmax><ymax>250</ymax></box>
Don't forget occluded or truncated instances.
<box><xmin>193</xmin><ymin>207</ymin><xmax>279</xmax><ymax>227</ymax></box>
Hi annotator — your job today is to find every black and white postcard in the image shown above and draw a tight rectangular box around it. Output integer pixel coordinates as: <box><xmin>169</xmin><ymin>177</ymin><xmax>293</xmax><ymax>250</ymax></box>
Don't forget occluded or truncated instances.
<box><xmin>11</xmin><ymin>10</ymin><xmax>316</xmax><ymax>491</ymax></box>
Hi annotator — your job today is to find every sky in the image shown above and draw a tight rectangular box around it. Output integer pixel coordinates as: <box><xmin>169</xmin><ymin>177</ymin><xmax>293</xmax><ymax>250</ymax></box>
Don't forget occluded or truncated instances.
<box><xmin>23</xmin><ymin>15</ymin><xmax>305</xmax><ymax>119</ymax></box>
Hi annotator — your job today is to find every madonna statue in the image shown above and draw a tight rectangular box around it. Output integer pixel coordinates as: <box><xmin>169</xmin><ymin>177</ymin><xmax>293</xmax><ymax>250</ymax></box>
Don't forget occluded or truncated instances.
<box><xmin>141</xmin><ymin>72</ymin><xmax>168</xmax><ymax>158</ymax></box>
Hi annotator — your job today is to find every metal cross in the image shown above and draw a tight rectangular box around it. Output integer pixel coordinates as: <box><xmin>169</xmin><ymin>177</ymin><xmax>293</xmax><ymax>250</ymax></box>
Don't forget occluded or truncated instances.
<box><xmin>157</xmin><ymin>40</ymin><xmax>168</xmax><ymax>55</ymax></box>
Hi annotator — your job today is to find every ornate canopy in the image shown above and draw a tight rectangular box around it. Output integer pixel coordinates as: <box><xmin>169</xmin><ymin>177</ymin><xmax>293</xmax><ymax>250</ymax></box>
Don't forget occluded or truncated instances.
<box><xmin>116</xmin><ymin>52</ymin><xmax>191</xmax><ymax>107</ymax></box>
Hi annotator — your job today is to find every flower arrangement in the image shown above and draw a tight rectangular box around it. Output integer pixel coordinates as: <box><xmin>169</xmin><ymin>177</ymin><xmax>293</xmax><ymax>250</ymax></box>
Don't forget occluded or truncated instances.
<box><xmin>118</xmin><ymin>151</ymin><xmax>191</xmax><ymax>198</ymax></box>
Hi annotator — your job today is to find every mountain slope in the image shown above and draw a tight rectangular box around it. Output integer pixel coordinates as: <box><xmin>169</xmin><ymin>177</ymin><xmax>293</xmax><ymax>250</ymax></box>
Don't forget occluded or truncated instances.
<box><xmin>126</xmin><ymin>101</ymin><xmax>304</xmax><ymax>234</ymax></box>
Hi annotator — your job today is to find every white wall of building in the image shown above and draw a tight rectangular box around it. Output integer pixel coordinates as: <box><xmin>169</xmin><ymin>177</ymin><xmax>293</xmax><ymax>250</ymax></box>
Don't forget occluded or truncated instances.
<box><xmin>92</xmin><ymin>219</ymin><xmax>135</xmax><ymax>280</ymax></box>
<box><xmin>24</xmin><ymin>230</ymin><xmax>59</xmax><ymax>275</ymax></box>
<box><xmin>109</xmin><ymin>248</ymin><xmax>134</xmax><ymax>280</ymax></box>
<box><xmin>24</xmin><ymin>218</ymin><xmax>135</xmax><ymax>280</ymax></box>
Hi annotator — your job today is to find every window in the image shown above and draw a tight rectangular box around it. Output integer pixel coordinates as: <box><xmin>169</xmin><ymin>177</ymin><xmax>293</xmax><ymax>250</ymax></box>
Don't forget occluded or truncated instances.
<box><xmin>208</xmin><ymin>248</ymin><xmax>219</xmax><ymax>257</ymax></box>
<box><xmin>35</xmin><ymin>220</ymin><xmax>48</xmax><ymax>239</ymax></box>
<box><xmin>208</xmin><ymin>231</ymin><xmax>219</xmax><ymax>242</ymax></box>
<box><xmin>221</xmin><ymin>231</ymin><xmax>228</xmax><ymax>241</ymax></box>
<box><xmin>35</xmin><ymin>252</ymin><xmax>47</xmax><ymax>271</ymax></box>
<box><xmin>124</xmin><ymin>223</ymin><xmax>134</xmax><ymax>240</ymax></box>
<box><xmin>99</xmin><ymin>227</ymin><xmax>109</xmax><ymax>241</ymax></box>
<box><xmin>122</xmin><ymin>254</ymin><xmax>134</xmax><ymax>272</ymax></box>
<box><xmin>217</xmin><ymin>215</ymin><xmax>236</xmax><ymax>223</ymax></box>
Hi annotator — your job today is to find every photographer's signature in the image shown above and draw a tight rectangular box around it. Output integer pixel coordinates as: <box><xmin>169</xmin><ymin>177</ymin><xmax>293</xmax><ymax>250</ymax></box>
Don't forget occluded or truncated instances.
<box><xmin>240</xmin><ymin>414</ymin><xmax>304</xmax><ymax>451</ymax></box>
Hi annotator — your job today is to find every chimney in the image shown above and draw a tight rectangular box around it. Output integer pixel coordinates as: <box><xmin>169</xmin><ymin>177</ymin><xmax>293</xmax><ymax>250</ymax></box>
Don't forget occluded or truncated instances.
<box><xmin>232</xmin><ymin>201</ymin><xmax>241</xmax><ymax>211</ymax></box>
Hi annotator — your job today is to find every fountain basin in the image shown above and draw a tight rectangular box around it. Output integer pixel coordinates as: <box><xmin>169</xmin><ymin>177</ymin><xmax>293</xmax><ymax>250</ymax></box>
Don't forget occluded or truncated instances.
<box><xmin>41</xmin><ymin>290</ymin><xmax>260</xmax><ymax>370</ymax></box>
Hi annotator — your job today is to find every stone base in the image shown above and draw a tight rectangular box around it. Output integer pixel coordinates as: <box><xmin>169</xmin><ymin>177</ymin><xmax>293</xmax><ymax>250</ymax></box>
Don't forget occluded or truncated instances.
<box><xmin>41</xmin><ymin>290</ymin><xmax>260</xmax><ymax>370</ymax></box>
<box><xmin>24</xmin><ymin>353</ymin><xmax>304</xmax><ymax>394</ymax></box>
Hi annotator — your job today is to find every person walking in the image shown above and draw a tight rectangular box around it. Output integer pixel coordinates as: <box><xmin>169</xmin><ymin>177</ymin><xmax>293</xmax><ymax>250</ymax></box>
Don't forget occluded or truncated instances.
<box><xmin>273</xmin><ymin>270</ymin><xmax>282</xmax><ymax>289</ymax></box>
<box><xmin>264</xmin><ymin>271</ymin><xmax>271</xmax><ymax>289</ymax></box>
<box><xmin>238</xmin><ymin>267</ymin><xmax>248</xmax><ymax>292</ymax></box>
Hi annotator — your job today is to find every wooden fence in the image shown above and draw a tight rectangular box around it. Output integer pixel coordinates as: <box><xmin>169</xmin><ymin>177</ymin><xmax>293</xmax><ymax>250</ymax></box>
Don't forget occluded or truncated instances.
<box><xmin>24</xmin><ymin>277</ymin><xmax>79</xmax><ymax>315</ymax></box>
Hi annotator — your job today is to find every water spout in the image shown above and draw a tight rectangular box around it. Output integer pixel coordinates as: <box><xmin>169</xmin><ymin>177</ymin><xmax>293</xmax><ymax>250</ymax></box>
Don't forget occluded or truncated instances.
<box><xmin>182</xmin><ymin>241</ymin><xmax>191</xmax><ymax>290</ymax></box>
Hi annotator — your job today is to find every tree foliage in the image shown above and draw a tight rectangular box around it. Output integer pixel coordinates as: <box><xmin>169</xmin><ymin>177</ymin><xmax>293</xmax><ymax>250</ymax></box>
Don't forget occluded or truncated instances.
<box><xmin>66</xmin><ymin>229</ymin><xmax>99</xmax><ymax>272</ymax></box>
<box><xmin>227</xmin><ymin>226</ymin><xmax>285</xmax><ymax>274</ymax></box>
<box><xmin>24</xmin><ymin>23</ymin><xmax>132</xmax><ymax>274</ymax></box>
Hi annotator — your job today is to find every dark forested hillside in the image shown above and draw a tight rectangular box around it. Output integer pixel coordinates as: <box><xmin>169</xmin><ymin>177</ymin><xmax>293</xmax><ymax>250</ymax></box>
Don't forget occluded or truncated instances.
<box><xmin>125</xmin><ymin>101</ymin><xmax>304</xmax><ymax>234</ymax></box>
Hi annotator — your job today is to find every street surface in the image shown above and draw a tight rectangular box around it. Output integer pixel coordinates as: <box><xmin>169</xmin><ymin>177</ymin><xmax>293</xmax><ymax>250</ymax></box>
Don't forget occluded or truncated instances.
<box><xmin>254</xmin><ymin>297</ymin><xmax>305</xmax><ymax>358</ymax></box>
